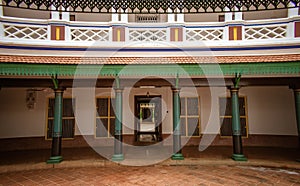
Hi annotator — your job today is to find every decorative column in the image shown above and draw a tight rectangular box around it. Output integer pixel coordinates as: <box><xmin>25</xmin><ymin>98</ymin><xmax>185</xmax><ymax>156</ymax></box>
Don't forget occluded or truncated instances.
<box><xmin>172</xmin><ymin>76</ymin><xmax>184</xmax><ymax>160</ymax></box>
<box><xmin>47</xmin><ymin>88</ymin><xmax>64</xmax><ymax>164</ymax></box>
<box><xmin>112</xmin><ymin>76</ymin><xmax>124</xmax><ymax>161</ymax></box>
<box><xmin>294</xmin><ymin>89</ymin><xmax>300</xmax><ymax>147</ymax></box>
<box><xmin>230</xmin><ymin>73</ymin><xmax>247</xmax><ymax>161</ymax></box>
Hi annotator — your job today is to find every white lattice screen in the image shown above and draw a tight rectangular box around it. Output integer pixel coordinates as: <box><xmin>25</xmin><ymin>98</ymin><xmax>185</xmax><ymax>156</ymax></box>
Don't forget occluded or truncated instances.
<box><xmin>186</xmin><ymin>28</ymin><xmax>223</xmax><ymax>41</ymax></box>
<box><xmin>129</xmin><ymin>29</ymin><xmax>167</xmax><ymax>41</ymax></box>
<box><xmin>3</xmin><ymin>24</ymin><xmax>48</xmax><ymax>40</ymax></box>
<box><xmin>245</xmin><ymin>25</ymin><xmax>287</xmax><ymax>40</ymax></box>
<box><xmin>70</xmin><ymin>28</ymin><xmax>109</xmax><ymax>41</ymax></box>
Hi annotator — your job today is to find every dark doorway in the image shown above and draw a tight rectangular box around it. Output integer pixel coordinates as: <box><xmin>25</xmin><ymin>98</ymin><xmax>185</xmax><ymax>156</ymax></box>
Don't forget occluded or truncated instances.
<box><xmin>134</xmin><ymin>96</ymin><xmax>162</xmax><ymax>143</ymax></box>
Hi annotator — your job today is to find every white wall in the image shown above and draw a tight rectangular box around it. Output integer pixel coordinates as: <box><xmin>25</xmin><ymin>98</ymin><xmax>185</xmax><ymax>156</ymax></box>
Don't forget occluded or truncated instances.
<box><xmin>0</xmin><ymin>88</ymin><xmax>48</xmax><ymax>138</ymax></box>
<box><xmin>0</xmin><ymin>86</ymin><xmax>297</xmax><ymax>138</ymax></box>
<box><xmin>241</xmin><ymin>86</ymin><xmax>297</xmax><ymax>135</ymax></box>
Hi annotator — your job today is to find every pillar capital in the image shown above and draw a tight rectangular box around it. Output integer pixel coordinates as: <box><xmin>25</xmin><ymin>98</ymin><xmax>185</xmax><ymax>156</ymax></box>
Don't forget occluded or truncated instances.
<box><xmin>172</xmin><ymin>87</ymin><xmax>181</xmax><ymax>92</ymax></box>
<box><xmin>53</xmin><ymin>87</ymin><xmax>65</xmax><ymax>93</ymax></box>
<box><xmin>114</xmin><ymin>88</ymin><xmax>124</xmax><ymax>93</ymax></box>
<box><xmin>294</xmin><ymin>89</ymin><xmax>300</xmax><ymax>93</ymax></box>
<box><xmin>230</xmin><ymin>87</ymin><xmax>240</xmax><ymax>92</ymax></box>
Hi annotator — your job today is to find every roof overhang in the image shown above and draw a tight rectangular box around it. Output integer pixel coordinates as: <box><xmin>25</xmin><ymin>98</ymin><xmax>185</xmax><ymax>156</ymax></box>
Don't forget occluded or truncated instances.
<box><xmin>1</xmin><ymin>0</ymin><xmax>299</xmax><ymax>14</ymax></box>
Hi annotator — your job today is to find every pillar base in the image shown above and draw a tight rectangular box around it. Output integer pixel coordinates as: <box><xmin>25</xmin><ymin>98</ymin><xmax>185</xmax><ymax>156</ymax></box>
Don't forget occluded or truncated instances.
<box><xmin>47</xmin><ymin>156</ymin><xmax>63</xmax><ymax>164</ymax></box>
<box><xmin>232</xmin><ymin>154</ymin><xmax>247</xmax><ymax>161</ymax></box>
<box><xmin>171</xmin><ymin>153</ymin><xmax>184</xmax><ymax>160</ymax></box>
<box><xmin>112</xmin><ymin>154</ymin><xmax>124</xmax><ymax>162</ymax></box>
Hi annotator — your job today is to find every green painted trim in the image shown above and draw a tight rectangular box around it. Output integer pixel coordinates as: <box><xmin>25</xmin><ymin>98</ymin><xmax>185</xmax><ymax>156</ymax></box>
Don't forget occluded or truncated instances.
<box><xmin>111</xmin><ymin>154</ymin><xmax>124</xmax><ymax>161</ymax></box>
<box><xmin>46</xmin><ymin>156</ymin><xmax>63</xmax><ymax>164</ymax></box>
<box><xmin>171</xmin><ymin>153</ymin><xmax>184</xmax><ymax>160</ymax></box>
<box><xmin>0</xmin><ymin>62</ymin><xmax>300</xmax><ymax>76</ymax></box>
<box><xmin>232</xmin><ymin>154</ymin><xmax>248</xmax><ymax>161</ymax></box>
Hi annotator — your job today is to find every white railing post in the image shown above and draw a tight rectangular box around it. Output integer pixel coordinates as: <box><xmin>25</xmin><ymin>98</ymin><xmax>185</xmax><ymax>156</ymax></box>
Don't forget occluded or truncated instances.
<box><xmin>287</xmin><ymin>2</ymin><xmax>298</xmax><ymax>38</ymax></box>
<box><xmin>121</xmin><ymin>10</ymin><xmax>128</xmax><ymax>23</ymax></box>
<box><xmin>0</xmin><ymin>0</ymin><xmax>3</xmax><ymax>17</ymax></box>
<box><xmin>0</xmin><ymin>0</ymin><xmax>4</xmax><ymax>39</ymax></box>
<box><xmin>223</xmin><ymin>7</ymin><xmax>231</xmax><ymax>41</ymax></box>
<box><xmin>51</xmin><ymin>5</ymin><xmax>60</xmax><ymax>20</ymax></box>
<box><xmin>168</xmin><ymin>8</ymin><xmax>175</xmax><ymax>23</ymax></box>
<box><xmin>288</xmin><ymin>3</ymin><xmax>298</xmax><ymax>18</ymax></box>
<box><xmin>177</xmin><ymin>9</ymin><xmax>184</xmax><ymax>23</ymax></box>
<box><xmin>62</xmin><ymin>7</ymin><xmax>70</xmax><ymax>41</ymax></box>
<box><xmin>111</xmin><ymin>9</ymin><xmax>119</xmax><ymax>22</ymax></box>
<box><xmin>225</xmin><ymin>7</ymin><xmax>232</xmax><ymax>22</ymax></box>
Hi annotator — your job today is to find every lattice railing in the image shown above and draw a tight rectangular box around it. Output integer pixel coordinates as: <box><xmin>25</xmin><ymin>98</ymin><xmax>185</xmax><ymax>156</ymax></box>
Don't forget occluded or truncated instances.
<box><xmin>129</xmin><ymin>29</ymin><xmax>167</xmax><ymax>41</ymax></box>
<box><xmin>70</xmin><ymin>28</ymin><xmax>109</xmax><ymax>41</ymax></box>
<box><xmin>3</xmin><ymin>24</ymin><xmax>48</xmax><ymax>40</ymax></box>
<box><xmin>245</xmin><ymin>24</ymin><xmax>287</xmax><ymax>40</ymax></box>
<box><xmin>186</xmin><ymin>28</ymin><xmax>224</xmax><ymax>41</ymax></box>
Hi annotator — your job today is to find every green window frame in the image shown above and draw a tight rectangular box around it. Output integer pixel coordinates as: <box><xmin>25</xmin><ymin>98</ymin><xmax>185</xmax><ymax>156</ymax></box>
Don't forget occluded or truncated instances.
<box><xmin>95</xmin><ymin>97</ymin><xmax>115</xmax><ymax>138</ymax></box>
<box><xmin>219</xmin><ymin>97</ymin><xmax>248</xmax><ymax>137</ymax></box>
<box><xmin>46</xmin><ymin>98</ymin><xmax>75</xmax><ymax>139</ymax></box>
<box><xmin>180</xmin><ymin>97</ymin><xmax>201</xmax><ymax>137</ymax></box>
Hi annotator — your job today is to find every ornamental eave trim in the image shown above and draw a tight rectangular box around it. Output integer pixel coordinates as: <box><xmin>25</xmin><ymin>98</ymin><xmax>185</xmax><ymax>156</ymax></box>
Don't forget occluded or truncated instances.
<box><xmin>1</xmin><ymin>0</ymin><xmax>299</xmax><ymax>14</ymax></box>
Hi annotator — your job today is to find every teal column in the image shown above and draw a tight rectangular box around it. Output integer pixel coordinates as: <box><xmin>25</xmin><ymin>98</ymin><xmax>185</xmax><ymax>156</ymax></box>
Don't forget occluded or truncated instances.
<box><xmin>112</xmin><ymin>77</ymin><xmax>124</xmax><ymax>161</ymax></box>
<box><xmin>294</xmin><ymin>89</ymin><xmax>300</xmax><ymax>148</ymax></box>
<box><xmin>230</xmin><ymin>88</ymin><xmax>247</xmax><ymax>161</ymax></box>
<box><xmin>172</xmin><ymin>87</ymin><xmax>184</xmax><ymax>160</ymax></box>
<box><xmin>47</xmin><ymin>88</ymin><xmax>64</xmax><ymax>164</ymax></box>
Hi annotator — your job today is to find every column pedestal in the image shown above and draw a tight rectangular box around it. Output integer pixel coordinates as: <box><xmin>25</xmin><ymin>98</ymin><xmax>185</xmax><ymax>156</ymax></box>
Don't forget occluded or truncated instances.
<box><xmin>112</xmin><ymin>88</ymin><xmax>124</xmax><ymax>161</ymax></box>
<box><xmin>47</xmin><ymin>88</ymin><xmax>64</xmax><ymax>164</ymax></box>
<box><xmin>230</xmin><ymin>88</ymin><xmax>247</xmax><ymax>161</ymax></box>
<box><xmin>172</xmin><ymin>88</ymin><xmax>184</xmax><ymax>160</ymax></box>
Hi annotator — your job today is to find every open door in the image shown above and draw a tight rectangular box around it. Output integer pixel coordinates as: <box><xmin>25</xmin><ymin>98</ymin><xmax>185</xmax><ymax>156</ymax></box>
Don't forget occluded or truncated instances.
<box><xmin>135</xmin><ymin>96</ymin><xmax>162</xmax><ymax>143</ymax></box>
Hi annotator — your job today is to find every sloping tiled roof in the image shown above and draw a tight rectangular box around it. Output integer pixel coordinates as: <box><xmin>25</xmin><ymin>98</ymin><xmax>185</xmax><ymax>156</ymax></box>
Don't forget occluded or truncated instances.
<box><xmin>0</xmin><ymin>54</ymin><xmax>300</xmax><ymax>64</ymax></box>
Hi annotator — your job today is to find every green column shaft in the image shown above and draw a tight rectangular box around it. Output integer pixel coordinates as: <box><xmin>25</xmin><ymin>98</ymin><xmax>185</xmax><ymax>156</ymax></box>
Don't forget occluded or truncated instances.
<box><xmin>112</xmin><ymin>88</ymin><xmax>124</xmax><ymax>161</ymax></box>
<box><xmin>172</xmin><ymin>88</ymin><xmax>184</xmax><ymax>160</ymax></box>
<box><xmin>294</xmin><ymin>90</ymin><xmax>300</xmax><ymax>146</ymax></box>
<box><xmin>230</xmin><ymin>88</ymin><xmax>247</xmax><ymax>161</ymax></box>
<box><xmin>53</xmin><ymin>90</ymin><xmax>63</xmax><ymax>137</ymax></box>
<box><xmin>47</xmin><ymin>89</ymin><xmax>64</xmax><ymax>164</ymax></box>
<box><xmin>231</xmin><ymin>89</ymin><xmax>241</xmax><ymax>135</ymax></box>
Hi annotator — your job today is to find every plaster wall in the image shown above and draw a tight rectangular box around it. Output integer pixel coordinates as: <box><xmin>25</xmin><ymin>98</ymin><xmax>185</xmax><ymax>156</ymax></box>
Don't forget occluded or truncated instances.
<box><xmin>0</xmin><ymin>86</ymin><xmax>297</xmax><ymax>139</ymax></box>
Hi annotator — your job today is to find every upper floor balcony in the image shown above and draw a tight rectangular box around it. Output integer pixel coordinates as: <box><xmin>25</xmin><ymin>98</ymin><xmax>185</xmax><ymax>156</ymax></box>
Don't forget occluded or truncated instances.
<box><xmin>0</xmin><ymin>2</ymin><xmax>300</xmax><ymax>51</ymax></box>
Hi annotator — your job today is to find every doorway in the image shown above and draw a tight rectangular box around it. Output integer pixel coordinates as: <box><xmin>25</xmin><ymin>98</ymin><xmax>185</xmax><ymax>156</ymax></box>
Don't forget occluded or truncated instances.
<box><xmin>134</xmin><ymin>96</ymin><xmax>162</xmax><ymax>143</ymax></box>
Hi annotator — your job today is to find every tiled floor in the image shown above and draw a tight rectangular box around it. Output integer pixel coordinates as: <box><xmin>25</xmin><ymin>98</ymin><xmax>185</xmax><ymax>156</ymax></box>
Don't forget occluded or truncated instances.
<box><xmin>0</xmin><ymin>146</ymin><xmax>300</xmax><ymax>185</ymax></box>
<box><xmin>0</xmin><ymin>165</ymin><xmax>299</xmax><ymax>185</ymax></box>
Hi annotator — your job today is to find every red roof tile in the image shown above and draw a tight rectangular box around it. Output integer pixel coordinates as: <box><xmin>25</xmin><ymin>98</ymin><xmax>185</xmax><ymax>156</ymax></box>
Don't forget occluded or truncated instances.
<box><xmin>0</xmin><ymin>54</ymin><xmax>300</xmax><ymax>64</ymax></box>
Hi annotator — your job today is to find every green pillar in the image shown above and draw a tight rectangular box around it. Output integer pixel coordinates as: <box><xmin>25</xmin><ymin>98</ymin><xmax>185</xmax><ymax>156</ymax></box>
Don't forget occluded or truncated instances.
<box><xmin>112</xmin><ymin>87</ymin><xmax>124</xmax><ymax>161</ymax></box>
<box><xmin>230</xmin><ymin>88</ymin><xmax>247</xmax><ymax>161</ymax></box>
<box><xmin>47</xmin><ymin>88</ymin><xmax>64</xmax><ymax>164</ymax></box>
<box><xmin>172</xmin><ymin>87</ymin><xmax>184</xmax><ymax>160</ymax></box>
<box><xmin>294</xmin><ymin>89</ymin><xmax>300</xmax><ymax>148</ymax></box>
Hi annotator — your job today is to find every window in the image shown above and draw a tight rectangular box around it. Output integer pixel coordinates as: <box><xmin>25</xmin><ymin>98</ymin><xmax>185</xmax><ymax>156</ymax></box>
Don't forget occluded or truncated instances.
<box><xmin>180</xmin><ymin>97</ymin><xmax>200</xmax><ymax>137</ymax></box>
<box><xmin>136</xmin><ymin>15</ymin><xmax>159</xmax><ymax>23</ymax></box>
<box><xmin>47</xmin><ymin>98</ymin><xmax>75</xmax><ymax>139</ymax></box>
<box><xmin>219</xmin><ymin>97</ymin><xmax>248</xmax><ymax>137</ymax></box>
<box><xmin>96</xmin><ymin>97</ymin><xmax>115</xmax><ymax>138</ymax></box>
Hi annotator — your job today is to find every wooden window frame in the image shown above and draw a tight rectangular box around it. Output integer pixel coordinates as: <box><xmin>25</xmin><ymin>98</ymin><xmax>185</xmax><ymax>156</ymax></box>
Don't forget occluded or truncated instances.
<box><xmin>95</xmin><ymin>96</ymin><xmax>115</xmax><ymax>138</ymax></box>
<box><xmin>45</xmin><ymin>97</ymin><xmax>76</xmax><ymax>140</ymax></box>
<box><xmin>180</xmin><ymin>96</ymin><xmax>201</xmax><ymax>137</ymax></box>
<box><xmin>219</xmin><ymin>96</ymin><xmax>249</xmax><ymax>138</ymax></box>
